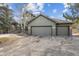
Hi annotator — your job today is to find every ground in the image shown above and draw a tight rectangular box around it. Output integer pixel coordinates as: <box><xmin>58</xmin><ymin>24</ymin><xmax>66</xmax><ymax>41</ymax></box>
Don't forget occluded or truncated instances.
<box><xmin>0</xmin><ymin>34</ymin><xmax>79</xmax><ymax>56</ymax></box>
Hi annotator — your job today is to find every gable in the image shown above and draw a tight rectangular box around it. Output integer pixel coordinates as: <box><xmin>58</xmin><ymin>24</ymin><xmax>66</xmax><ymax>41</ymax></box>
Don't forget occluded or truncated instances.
<box><xmin>28</xmin><ymin>15</ymin><xmax>56</xmax><ymax>26</ymax></box>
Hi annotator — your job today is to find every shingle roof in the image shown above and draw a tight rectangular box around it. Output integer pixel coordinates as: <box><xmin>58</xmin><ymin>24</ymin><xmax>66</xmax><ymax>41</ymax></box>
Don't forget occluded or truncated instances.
<box><xmin>28</xmin><ymin>14</ymin><xmax>73</xmax><ymax>24</ymax></box>
<box><xmin>50</xmin><ymin>17</ymin><xmax>72</xmax><ymax>23</ymax></box>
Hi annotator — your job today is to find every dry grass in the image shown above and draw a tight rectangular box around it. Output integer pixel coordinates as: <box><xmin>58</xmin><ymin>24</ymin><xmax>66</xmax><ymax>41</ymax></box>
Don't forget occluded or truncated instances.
<box><xmin>72</xmin><ymin>28</ymin><xmax>79</xmax><ymax>36</ymax></box>
<box><xmin>72</xmin><ymin>28</ymin><xmax>78</xmax><ymax>33</ymax></box>
<box><xmin>0</xmin><ymin>34</ymin><xmax>18</xmax><ymax>44</ymax></box>
<box><xmin>0</xmin><ymin>37</ymin><xmax>10</xmax><ymax>43</ymax></box>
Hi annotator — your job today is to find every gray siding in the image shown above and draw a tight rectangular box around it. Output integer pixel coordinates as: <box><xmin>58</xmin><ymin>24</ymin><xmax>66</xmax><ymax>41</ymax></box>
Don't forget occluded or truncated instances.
<box><xmin>28</xmin><ymin>16</ymin><xmax>56</xmax><ymax>36</ymax></box>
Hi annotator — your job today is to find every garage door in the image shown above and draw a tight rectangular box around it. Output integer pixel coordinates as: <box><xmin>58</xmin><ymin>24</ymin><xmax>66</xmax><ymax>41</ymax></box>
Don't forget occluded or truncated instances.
<box><xmin>31</xmin><ymin>26</ymin><xmax>52</xmax><ymax>36</ymax></box>
<box><xmin>56</xmin><ymin>26</ymin><xmax>69</xmax><ymax>36</ymax></box>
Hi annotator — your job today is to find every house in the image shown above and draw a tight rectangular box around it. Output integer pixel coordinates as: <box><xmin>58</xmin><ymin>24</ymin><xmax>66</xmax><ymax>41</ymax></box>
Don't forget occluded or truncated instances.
<box><xmin>27</xmin><ymin>14</ymin><xmax>72</xmax><ymax>36</ymax></box>
<box><xmin>8</xmin><ymin>19</ymin><xmax>18</xmax><ymax>33</ymax></box>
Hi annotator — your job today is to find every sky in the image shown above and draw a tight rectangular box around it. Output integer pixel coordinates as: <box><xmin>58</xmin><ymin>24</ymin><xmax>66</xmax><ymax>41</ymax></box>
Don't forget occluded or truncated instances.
<box><xmin>8</xmin><ymin>3</ymin><xmax>69</xmax><ymax>22</ymax></box>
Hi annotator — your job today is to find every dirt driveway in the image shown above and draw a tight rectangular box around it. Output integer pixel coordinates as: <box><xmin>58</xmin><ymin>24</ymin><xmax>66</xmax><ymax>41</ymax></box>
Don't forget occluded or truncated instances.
<box><xmin>0</xmin><ymin>34</ymin><xmax>79</xmax><ymax>56</ymax></box>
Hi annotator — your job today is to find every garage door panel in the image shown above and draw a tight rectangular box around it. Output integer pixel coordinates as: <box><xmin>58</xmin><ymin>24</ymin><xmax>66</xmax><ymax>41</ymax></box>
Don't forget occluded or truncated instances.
<box><xmin>32</xmin><ymin>27</ymin><xmax>52</xmax><ymax>36</ymax></box>
<box><xmin>57</xmin><ymin>26</ymin><xmax>69</xmax><ymax>36</ymax></box>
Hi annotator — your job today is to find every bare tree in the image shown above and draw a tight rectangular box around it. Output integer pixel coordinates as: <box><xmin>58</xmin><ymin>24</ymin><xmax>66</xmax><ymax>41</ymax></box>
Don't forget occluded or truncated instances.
<box><xmin>20</xmin><ymin>4</ymin><xmax>33</xmax><ymax>33</ymax></box>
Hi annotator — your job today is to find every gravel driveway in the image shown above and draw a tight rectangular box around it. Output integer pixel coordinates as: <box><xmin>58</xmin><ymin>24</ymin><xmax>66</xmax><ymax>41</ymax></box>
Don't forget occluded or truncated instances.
<box><xmin>0</xmin><ymin>34</ymin><xmax>79</xmax><ymax>56</ymax></box>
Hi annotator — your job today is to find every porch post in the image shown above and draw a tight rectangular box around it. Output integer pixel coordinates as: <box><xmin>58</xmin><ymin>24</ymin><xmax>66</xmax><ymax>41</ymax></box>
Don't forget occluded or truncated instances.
<box><xmin>70</xmin><ymin>26</ymin><xmax>73</xmax><ymax>40</ymax></box>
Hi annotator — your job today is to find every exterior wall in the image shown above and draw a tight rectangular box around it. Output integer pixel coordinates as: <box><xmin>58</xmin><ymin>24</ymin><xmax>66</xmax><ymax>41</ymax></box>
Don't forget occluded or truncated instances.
<box><xmin>69</xmin><ymin>27</ymin><xmax>72</xmax><ymax>36</ymax></box>
<box><xmin>28</xmin><ymin>16</ymin><xmax>56</xmax><ymax>36</ymax></box>
<box><xmin>28</xmin><ymin>16</ymin><xmax>55</xmax><ymax>26</ymax></box>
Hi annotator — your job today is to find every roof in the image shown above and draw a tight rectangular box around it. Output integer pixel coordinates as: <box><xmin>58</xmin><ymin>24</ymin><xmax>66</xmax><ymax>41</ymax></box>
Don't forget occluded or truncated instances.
<box><xmin>51</xmin><ymin>18</ymin><xmax>73</xmax><ymax>24</ymax></box>
<box><xmin>28</xmin><ymin>14</ymin><xmax>73</xmax><ymax>25</ymax></box>
<box><xmin>25</xmin><ymin>11</ymin><xmax>36</xmax><ymax>17</ymax></box>
<box><xmin>10</xmin><ymin>19</ymin><xmax>18</xmax><ymax>24</ymax></box>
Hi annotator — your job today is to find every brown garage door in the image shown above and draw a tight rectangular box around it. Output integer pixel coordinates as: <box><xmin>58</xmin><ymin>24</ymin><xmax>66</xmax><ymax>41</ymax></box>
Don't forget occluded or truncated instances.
<box><xmin>56</xmin><ymin>26</ymin><xmax>69</xmax><ymax>36</ymax></box>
